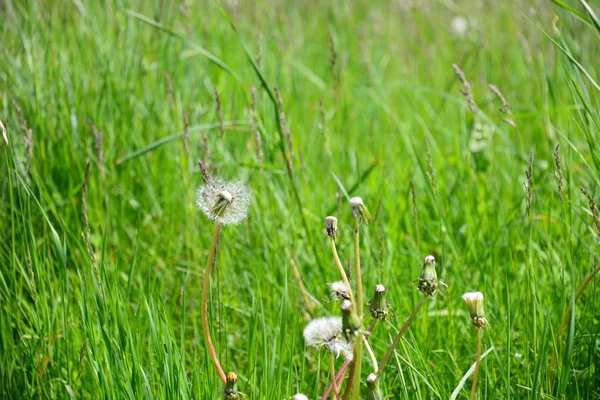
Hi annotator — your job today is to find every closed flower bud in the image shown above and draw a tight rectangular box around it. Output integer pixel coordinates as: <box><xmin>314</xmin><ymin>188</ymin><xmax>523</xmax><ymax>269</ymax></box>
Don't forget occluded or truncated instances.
<box><xmin>224</xmin><ymin>372</ymin><xmax>243</xmax><ymax>399</ymax></box>
<box><xmin>325</xmin><ymin>216</ymin><xmax>338</xmax><ymax>239</ymax></box>
<box><xmin>366</xmin><ymin>373</ymin><xmax>384</xmax><ymax>400</ymax></box>
<box><xmin>341</xmin><ymin>300</ymin><xmax>361</xmax><ymax>342</ymax></box>
<box><xmin>350</xmin><ymin>197</ymin><xmax>372</xmax><ymax>225</ymax></box>
<box><xmin>415</xmin><ymin>255</ymin><xmax>446</xmax><ymax>297</ymax></box>
<box><xmin>462</xmin><ymin>292</ymin><xmax>489</xmax><ymax>329</ymax></box>
<box><xmin>368</xmin><ymin>284</ymin><xmax>389</xmax><ymax>320</ymax></box>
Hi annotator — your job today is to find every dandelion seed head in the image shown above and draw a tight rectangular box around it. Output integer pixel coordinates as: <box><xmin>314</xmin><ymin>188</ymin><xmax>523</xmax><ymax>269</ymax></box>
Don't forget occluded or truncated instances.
<box><xmin>375</xmin><ymin>284</ymin><xmax>386</xmax><ymax>295</ymax></box>
<box><xmin>325</xmin><ymin>216</ymin><xmax>338</xmax><ymax>239</ymax></box>
<box><xmin>292</xmin><ymin>394</ymin><xmax>309</xmax><ymax>400</ymax></box>
<box><xmin>451</xmin><ymin>15</ymin><xmax>468</xmax><ymax>37</ymax></box>
<box><xmin>462</xmin><ymin>291</ymin><xmax>489</xmax><ymax>329</ymax></box>
<box><xmin>196</xmin><ymin>177</ymin><xmax>251</xmax><ymax>225</ymax></box>
<box><xmin>424</xmin><ymin>255</ymin><xmax>435</xmax><ymax>264</ymax></box>
<box><xmin>303</xmin><ymin>316</ymin><xmax>354</xmax><ymax>361</ymax></box>
<box><xmin>328</xmin><ymin>281</ymin><xmax>350</xmax><ymax>300</ymax></box>
<box><xmin>367</xmin><ymin>373</ymin><xmax>377</xmax><ymax>384</ymax></box>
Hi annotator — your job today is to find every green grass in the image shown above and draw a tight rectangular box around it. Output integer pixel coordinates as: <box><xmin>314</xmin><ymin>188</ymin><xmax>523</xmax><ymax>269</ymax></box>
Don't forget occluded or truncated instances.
<box><xmin>1</xmin><ymin>0</ymin><xmax>600</xmax><ymax>398</ymax></box>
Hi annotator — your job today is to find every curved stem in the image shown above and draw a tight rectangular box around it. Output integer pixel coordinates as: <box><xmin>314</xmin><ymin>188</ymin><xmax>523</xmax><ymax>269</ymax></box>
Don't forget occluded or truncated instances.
<box><xmin>201</xmin><ymin>224</ymin><xmax>226</xmax><ymax>385</ymax></box>
<box><xmin>469</xmin><ymin>328</ymin><xmax>483</xmax><ymax>400</ymax></box>
<box><xmin>350</xmin><ymin>221</ymin><xmax>363</xmax><ymax>400</ymax></box>
<box><xmin>376</xmin><ymin>296</ymin><xmax>426</xmax><ymax>380</ymax></box>
<box><xmin>331</xmin><ymin>238</ymin><xmax>355</xmax><ymax>308</ymax></box>
<box><xmin>362</xmin><ymin>337</ymin><xmax>378</xmax><ymax>373</ymax></box>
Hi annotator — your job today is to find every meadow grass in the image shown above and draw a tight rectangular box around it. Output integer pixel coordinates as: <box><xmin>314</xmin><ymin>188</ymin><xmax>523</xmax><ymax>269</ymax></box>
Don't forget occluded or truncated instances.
<box><xmin>1</xmin><ymin>0</ymin><xmax>600</xmax><ymax>398</ymax></box>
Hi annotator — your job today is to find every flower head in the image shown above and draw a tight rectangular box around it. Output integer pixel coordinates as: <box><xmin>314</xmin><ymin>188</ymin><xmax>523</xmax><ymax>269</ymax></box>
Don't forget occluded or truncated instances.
<box><xmin>196</xmin><ymin>177</ymin><xmax>251</xmax><ymax>225</ymax></box>
<box><xmin>328</xmin><ymin>281</ymin><xmax>351</xmax><ymax>301</ymax></box>
<box><xmin>303</xmin><ymin>316</ymin><xmax>354</xmax><ymax>361</ymax></box>
<box><xmin>341</xmin><ymin>300</ymin><xmax>361</xmax><ymax>342</ymax></box>
<box><xmin>368</xmin><ymin>284</ymin><xmax>389</xmax><ymax>320</ymax></box>
<box><xmin>462</xmin><ymin>292</ymin><xmax>489</xmax><ymax>329</ymax></box>
<box><xmin>292</xmin><ymin>395</ymin><xmax>309</xmax><ymax>400</ymax></box>
<box><xmin>325</xmin><ymin>216</ymin><xmax>338</xmax><ymax>239</ymax></box>
<box><xmin>415</xmin><ymin>255</ymin><xmax>446</xmax><ymax>297</ymax></box>
<box><xmin>224</xmin><ymin>372</ymin><xmax>243</xmax><ymax>399</ymax></box>
<box><xmin>350</xmin><ymin>197</ymin><xmax>372</xmax><ymax>225</ymax></box>
<box><xmin>366</xmin><ymin>373</ymin><xmax>384</xmax><ymax>400</ymax></box>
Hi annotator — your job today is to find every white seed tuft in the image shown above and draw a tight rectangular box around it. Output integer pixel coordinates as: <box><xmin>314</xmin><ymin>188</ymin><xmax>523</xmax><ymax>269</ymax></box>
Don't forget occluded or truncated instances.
<box><xmin>196</xmin><ymin>177</ymin><xmax>251</xmax><ymax>225</ymax></box>
<box><xmin>328</xmin><ymin>281</ymin><xmax>350</xmax><ymax>300</ymax></box>
<box><xmin>303</xmin><ymin>316</ymin><xmax>354</xmax><ymax>361</ymax></box>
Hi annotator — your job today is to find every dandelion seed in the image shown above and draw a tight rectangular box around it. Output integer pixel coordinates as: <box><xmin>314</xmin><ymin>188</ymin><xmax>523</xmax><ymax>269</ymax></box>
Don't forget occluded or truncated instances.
<box><xmin>462</xmin><ymin>292</ymin><xmax>489</xmax><ymax>329</ymax></box>
<box><xmin>196</xmin><ymin>178</ymin><xmax>251</xmax><ymax>225</ymax></box>
<box><xmin>350</xmin><ymin>197</ymin><xmax>372</xmax><ymax>225</ymax></box>
<box><xmin>328</xmin><ymin>280</ymin><xmax>350</xmax><ymax>301</ymax></box>
<box><xmin>303</xmin><ymin>316</ymin><xmax>354</xmax><ymax>361</ymax></box>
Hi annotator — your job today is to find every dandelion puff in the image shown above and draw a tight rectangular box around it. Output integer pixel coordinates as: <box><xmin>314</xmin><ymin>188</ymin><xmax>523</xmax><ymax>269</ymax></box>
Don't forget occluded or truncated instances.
<box><xmin>303</xmin><ymin>316</ymin><xmax>354</xmax><ymax>361</ymax></box>
<box><xmin>328</xmin><ymin>280</ymin><xmax>350</xmax><ymax>301</ymax></box>
<box><xmin>196</xmin><ymin>177</ymin><xmax>251</xmax><ymax>225</ymax></box>
<box><xmin>292</xmin><ymin>395</ymin><xmax>309</xmax><ymax>400</ymax></box>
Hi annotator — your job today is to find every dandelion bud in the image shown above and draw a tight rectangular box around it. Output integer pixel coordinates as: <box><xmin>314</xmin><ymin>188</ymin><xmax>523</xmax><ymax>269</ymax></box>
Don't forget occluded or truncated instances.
<box><xmin>366</xmin><ymin>373</ymin><xmax>384</xmax><ymax>400</ymax></box>
<box><xmin>224</xmin><ymin>372</ymin><xmax>242</xmax><ymax>399</ymax></box>
<box><xmin>462</xmin><ymin>292</ymin><xmax>489</xmax><ymax>329</ymax></box>
<box><xmin>350</xmin><ymin>197</ymin><xmax>372</xmax><ymax>225</ymax></box>
<box><xmin>341</xmin><ymin>300</ymin><xmax>361</xmax><ymax>341</ymax></box>
<box><xmin>292</xmin><ymin>395</ymin><xmax>309</xmax><ymax>400</ymax></box>
<box><xmin>368</xmin><ymin>284</ymin><xmax>389</xmax><ymax>320</ymax></box>
<box><xmin>328</xmin><ymin>280</ymin><xmax>351</xmax><ymax>301</ymax></box>
<box><xmin>416</xmin><ymin>255</ymin><xmax>445</xmax><ymax>297</ymax></box>
<box><xmin>325</xmin><ymin>216</ymin><xmax>338</xmax><ymax>239</ymax></box>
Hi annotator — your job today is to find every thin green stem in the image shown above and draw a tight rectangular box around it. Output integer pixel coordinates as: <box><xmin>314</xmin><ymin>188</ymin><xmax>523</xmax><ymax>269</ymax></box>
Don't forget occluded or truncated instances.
<box><xmin>201</xmin><ymin>224</ymin><xmax>226</xmax><ymax>385</ymax></box>
<box><xmin>350</xmin><ymin>221</ymin><xmax>363</xmax><ymax>400</ymax></box>
<box><xmin>331</xmin><ymin>237</ymin><xmax>355</xmax><ymax>308</ymax></box>
<box><xmin>470</xmin><ymin>328</ymin><xmax>483</xmax><ymax>400</ymax></box>
<box><xmin>376</xmin><ymin>296</ymin><xmax>426</xmax><ymax>380</ymax></box>
<box><xmin>362</xmin><ymin>336</ymin><xmax>378</xmax><ymax>373</ymax></box>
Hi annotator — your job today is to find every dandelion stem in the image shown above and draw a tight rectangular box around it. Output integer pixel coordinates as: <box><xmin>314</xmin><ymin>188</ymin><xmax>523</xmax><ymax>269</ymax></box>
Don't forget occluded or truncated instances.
<box><xmin>201</xmin><ymin>224</ymin><xmax>227</xmax><ymax>385</ymax></box>
<box><xmin>331</xmin><ymin>238</ymin><xmax>355</xmax><ymax>308</ymax></box>
<box><xmin>376</xmin><ymin>296</ymin><xmax>426</xmax><ymax>380</ymax></box>
<box><xmin>331</xmin><ymin>352</ymin><xmax>340</xmax><ymax>399</ymax></box>
<box><xmin>349</xmin><ymin>220</ymin><xmax>363</xmax><ymax>400</ymax></box>
<box><xmin>362</xmin><ymin>337</ymin><xmax>378</xmax><ymax>373</ymax></box>
<box><xmin>470</xmin><ymin>328</ymin><xmax>483</xmax><ymax>400</ymax></box>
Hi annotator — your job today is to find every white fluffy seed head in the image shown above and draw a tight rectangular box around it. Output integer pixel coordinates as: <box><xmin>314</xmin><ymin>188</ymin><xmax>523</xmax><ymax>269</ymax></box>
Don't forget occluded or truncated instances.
<box><xmin>292</xmin><ymin>394</ymin><xmax>309</xmax><ymax>400</ymax></box>
<box><xmin>424</xmin><ymin>255</ymin><xmax>436</xmax><ymax>264</ymax></box>
<box><xmin>302</xmin><ymin>316</ymin><xmax>353</xmax><ymax>360</ymax></box>
<box><xmin>367</xmin><ymin>373</ymin><xmax>377</xmax><ymax>384</ymax></box>
<box><xmin>375</xmin><ymin>284</ymin><xmax>386</xmax><ymax>294</ymax></box>
<box><xmin>462</xmin><ymin>291</ymin><xmax>489</xmax><ymax>328</ymax></box>
<box><xmin>349</xmin><ymin>197</ymin><xmax>364</xmax><ymax>208</ymax></box>
<box><xmin>328</xmin><ymin>281</ymin><xmax>351</xmax><ymax>300</ymax></box>
<box><xmin>325</xmin><ymin>216</ymin><xmax>338</xmax><ymax>238</ymax></box>
<box><xmin>341</xmin><ymin>299</ymin><xmax>353</xmax><ymax>312</ymax></box>
<box><xmin>451</xmin><ymin>15</ymin><xmax>468</xmax><ymax>36</ymax></box>
<box><xmin>196</xmin><ymin>177</ymin><xmax>251</xmax><ymax>225</ymax></box>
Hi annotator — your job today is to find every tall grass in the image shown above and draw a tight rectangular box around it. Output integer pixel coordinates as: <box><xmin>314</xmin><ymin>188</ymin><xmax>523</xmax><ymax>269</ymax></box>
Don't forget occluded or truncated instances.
<box><xmin>1</xmin><ymin>0</ymin><xmax>599</xmax><ymax>398</ymax></box>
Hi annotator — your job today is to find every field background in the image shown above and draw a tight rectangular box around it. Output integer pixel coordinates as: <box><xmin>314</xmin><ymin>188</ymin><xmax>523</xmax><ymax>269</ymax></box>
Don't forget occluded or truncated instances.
<box><xmin>2</xmin><ymin>0</ymin><xmax>600</xmax><ymax>398</ymax></box>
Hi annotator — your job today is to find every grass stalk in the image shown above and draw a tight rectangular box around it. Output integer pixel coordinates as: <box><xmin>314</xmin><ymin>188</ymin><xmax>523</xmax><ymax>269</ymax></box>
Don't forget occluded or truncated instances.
<box><xmin>376</xmin><ymin>296</ymin><xmax>426</xmax><ymax>380</ymax></box>
<box><xmin>201</xmin><ymin>224</ymin><xmax>226</xmax><ymax>385</ymax></box>
<box><xmin>331</xmin><ymin>237</ymin><xmax>355</xmax><ymax>308</ymax></box>
<box><xmin>349</xmin><ymin>220</ymin><xmax>363</xmax><ymax>400</ymax></box>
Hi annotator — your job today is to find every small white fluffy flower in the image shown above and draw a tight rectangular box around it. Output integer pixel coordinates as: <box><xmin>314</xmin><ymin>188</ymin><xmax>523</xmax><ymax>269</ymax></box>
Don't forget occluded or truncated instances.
<box><xmin>196</xmin><ymin>177</ymin><xmax>251</xmax><ymax>225</ymax></box>
<box><xmin>292</xmin><ymin>395</ymin><xmax>308</xmax><ymax>400</ymax></box>
<box><xmin>328</xmin><ymin>281</ymin><xmax>351</xmax><ymax>300</ymax></box>
<box><xmin>451</xmin><ymin>15</ymin><xmax>468</xmax><ymax>37</ymax></box>
<box><xmin>303</xmin><ymin>316</ymin><xmax>354</xmax><ymax>361</ymax></box>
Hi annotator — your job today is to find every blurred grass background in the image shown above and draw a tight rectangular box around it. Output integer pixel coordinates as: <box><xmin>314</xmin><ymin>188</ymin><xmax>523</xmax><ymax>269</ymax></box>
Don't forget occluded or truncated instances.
<box><xmin>1</xmin><ymin>0</ymin><xmax>600</xmax><ymax>398</ymax></box>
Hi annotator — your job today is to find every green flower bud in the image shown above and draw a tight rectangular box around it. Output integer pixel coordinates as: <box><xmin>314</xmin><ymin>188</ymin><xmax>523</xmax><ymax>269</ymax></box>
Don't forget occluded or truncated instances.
<box><xmin>224</xmin><ymin>372</ymin><xmax>243</xmax><ymax>399</ymax></box>
<box><xmin>416</xmin><ymin>255</ymin><xmax>446</xmax><ymax>297</ymax></box>
<box><xmin>366</xmin><ymin>373</ymin><xmax>384</xmax><ymax>400</ymax></box>
<box><xmin>368</xmin><ymin>284</ymin><xmax>389</xmax><ymax>320</ymax></box>
<box><xmin>341</xmin><ymin>300</ymin><xmax>361</xmax><ymax>342</ymax></box>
